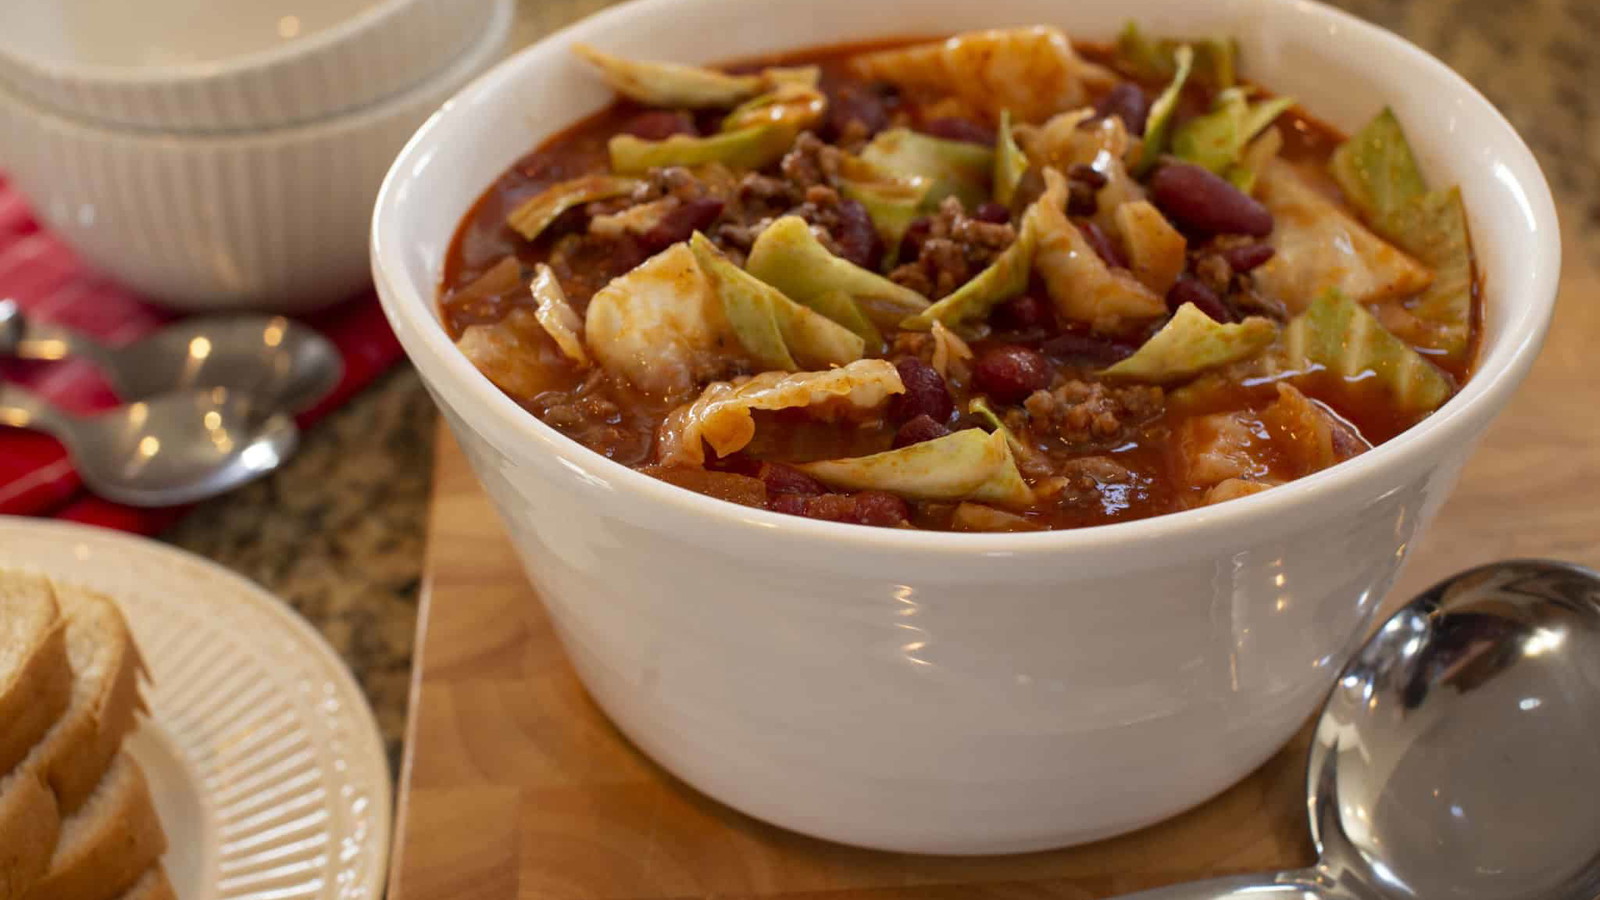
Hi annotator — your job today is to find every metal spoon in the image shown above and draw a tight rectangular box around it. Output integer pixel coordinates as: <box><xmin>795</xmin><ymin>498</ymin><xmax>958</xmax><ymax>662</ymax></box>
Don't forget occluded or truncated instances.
<box><xmin>0</xmin><ymin>298</ymin><xmax>342</xmax><ymax>413</ymax></box>
<box><xmin>0</xmin><ymin>382</ymin><xmax>298</xmax><ymax>506</ymax></box>
<box><xmin>1116</xmin><ymin>560</ymin><xmax>1600</xmax><ymax>900</ymax></box>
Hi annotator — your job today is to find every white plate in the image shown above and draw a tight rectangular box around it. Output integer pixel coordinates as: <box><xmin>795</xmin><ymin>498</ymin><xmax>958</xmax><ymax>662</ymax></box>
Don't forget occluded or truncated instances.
<box><xmin>0</xmin><ymin>517</ymin><xmax>391</xmax><ymax>900</ymax></box>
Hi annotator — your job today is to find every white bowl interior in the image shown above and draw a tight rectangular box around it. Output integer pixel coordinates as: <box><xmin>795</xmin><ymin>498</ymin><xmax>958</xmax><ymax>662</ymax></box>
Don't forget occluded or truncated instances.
<box><xmin>374</xmin><ymin>0</ymin><xmax>1558</xmax><ymax>553</ymax></box>
<box><xmin>0</xmin><ymin>0</ymin><xmax>388</xmax><ymax>69</ymax></box>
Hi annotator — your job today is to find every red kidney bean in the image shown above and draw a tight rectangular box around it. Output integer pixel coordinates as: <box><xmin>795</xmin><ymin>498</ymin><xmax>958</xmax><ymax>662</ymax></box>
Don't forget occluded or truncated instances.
<box><xmin>831</xmin><ymin>198</ymin><xmax>883</xmax><ymax>270</ymax></box>
<box><xmin>621</xmin><ymin>109</ymin><xmax>697</xmax><ymax>140</ymax></box>
<box><xmin>1094</xmin><ymin>82</ymin><xmax>1152</xmax><ymax>135</ymax></box>
<box><xmin>974</xmin><ymin>344</ymin><xmax>1052</xmax><ymax>404</ymax></box>
<box><xmin>850</xmin><ymin>491</ymin><xmax>910</xmax><ymax>527</ymax></box>
<box><xmin>761</xmin><ymin>462</ymin><xmax>825</xmax><ymax>496</ymax></box>
<box><xmin>1041</xmin><ymin>330</ymin><xmax>1137</xmax><ymax>365</ymax></box>
<box><xmin>1079</xmin><ymin>220</ymin><xmax>1128</xmax><ymax>269</ymax></box>
<box><xmin>1149</xmin><ymin>163</ymin><xmax>1274</xmax><ymax>237</ymax></box>
<box><xmin>993</xmin><ymin>293</ymin><xmax>1053</xmax><ymax>331</ymax></box>
<box><xmin>898</xmin><ymin>216</ymin><xmax>933</xmax><ymax>262</ymax></box>
<box><xmin>1067</xmin><ymin>182</ymin><xmax>1099</xmax><ymax>217</ymax></box>
<box><xmin>920</xmin><ymin>117</ymin><xmax>995</xmax><ymax>145</ymax></box>
<box><xmin>892</xmin><ymin>414</ymin><xmax>952</xmax><ymax>449</ymax></box>
<box><xmin>638</xmin><ymin>197</ymin><xmax>725</xmax><ymax>252</ymax></box>
<box><xmin>887</xmin><ymin>357</ymin><xmax>954</xmax><ymax>424</ymax></box>
<box><xmin>1167</xmin><ymin>272</ymin><xmax>1234</xmax><ymax>322</ymax></box>
<box><xmin>1218</xmin><ymin>242</ymin><xmax>1276</xmax><ymax>273</ymax></box>
<box><xmin>973</xmin><ymin>201</ymin><xmax>1012</xmax><ymax>224</ymax></box>
<box><xmin>707</xmin><ymin>453</ymin><xmax>762</xmax><ymax>476</ymax></box>
<box><xmin>1067</xmin><ymin>163</ymin><xmax>1108</xmax><ymax>190</ymax></box>
<box><xmin>825</xmin><ymin>81</ymin><xmax>894</xmax><ymax>140</ymax></box>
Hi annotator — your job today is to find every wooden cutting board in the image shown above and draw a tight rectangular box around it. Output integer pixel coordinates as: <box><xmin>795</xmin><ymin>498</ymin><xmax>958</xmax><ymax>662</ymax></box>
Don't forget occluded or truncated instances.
<box><xmin>389</xmin><ymin>229</ymin><xmax>1599</xmax><ymax>899</ymax></box>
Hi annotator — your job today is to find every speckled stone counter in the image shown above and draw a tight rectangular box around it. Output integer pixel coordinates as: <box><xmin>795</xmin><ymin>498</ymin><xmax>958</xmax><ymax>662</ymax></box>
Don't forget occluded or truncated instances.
<box><xmin>160</xmin><ymin>0</ymin><xmax>1600</xmax><ymax>767</ymax></box>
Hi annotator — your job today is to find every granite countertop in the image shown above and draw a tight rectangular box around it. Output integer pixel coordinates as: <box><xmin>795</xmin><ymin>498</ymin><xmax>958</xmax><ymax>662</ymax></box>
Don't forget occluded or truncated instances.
<box><xmin>160</xmin><ymin>0</ymin><xmax>1599</xmax><ymax>767</ymax></box>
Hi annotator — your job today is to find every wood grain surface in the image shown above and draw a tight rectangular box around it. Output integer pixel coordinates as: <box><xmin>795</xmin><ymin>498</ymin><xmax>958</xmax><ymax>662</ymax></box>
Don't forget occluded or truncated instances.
<box><xmin>389</xmin><ymin>223</ymin><xmax>1598</xmax><ymax>899</ymax></box>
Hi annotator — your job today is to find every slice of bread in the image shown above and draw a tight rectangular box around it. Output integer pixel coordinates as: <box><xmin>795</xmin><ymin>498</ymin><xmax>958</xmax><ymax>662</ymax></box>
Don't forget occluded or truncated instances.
<box><xmin>115</xmin><ymin>866</ymin><xmax>174</xmax><ymax>900</ymax></box>
<box><xmin>0</xmin><ymin>572</ymin><xmax>73</xmax><ymax>779</ymax></box>
<box><xmin>32</xmin><ymin>584</ymin><xmax>146</xmax><ymax>816</ymax></box>
<box><xmin>21</xmin><ymin>753</ymin><xmax>167</xmax><ymax>900</ymax></box>
<box><xmin>0</xmin><ymin>762</ymin><xmax>60</xmax><ymax>900</ymax></box>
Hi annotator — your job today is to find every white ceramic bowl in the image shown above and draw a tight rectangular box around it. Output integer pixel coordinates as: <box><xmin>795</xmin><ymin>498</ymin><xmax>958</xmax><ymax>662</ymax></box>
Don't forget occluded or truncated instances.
<box><xmin>372</xmin><ymin>0</ymin><xmax>1559</xmax><ymax>854</ymax></box>
<box><xmin>0</xmin><ymin>0</ymin><xmax>510</xmax><ymax>314</ymax></box>
<box><xmin>0</xmin><ymin>0</ymin><xmax>497</xmax><ymax>132</ymax></box>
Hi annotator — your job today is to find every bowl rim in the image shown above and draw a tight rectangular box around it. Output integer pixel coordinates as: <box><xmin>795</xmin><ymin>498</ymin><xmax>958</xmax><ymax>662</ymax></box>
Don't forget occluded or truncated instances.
<box><xmin>0</xmin><ymin>0</ymin><xmax>471</xmax><ymax>85</ymax></box>
<box><xmin>372</xmin><ymin>0</ymin><xmax>1561</xmax><ymax>557</ymax></box>
<box><xmin>0</xmin><ymin>0</ymin><xmax>512</xmax><ymax>147</ymax></box>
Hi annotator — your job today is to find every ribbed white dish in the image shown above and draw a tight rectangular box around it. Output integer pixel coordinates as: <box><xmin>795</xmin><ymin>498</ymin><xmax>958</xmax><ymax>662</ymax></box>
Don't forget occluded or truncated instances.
<box><xmin>0</xmin><ymin>0</ymin><xmax>510</xmax><ymax>313</ymax></box>
<box><xmin>0</xmin><ymin>0</ymin><xmax>497</xmax><ymax>133</ymax></box>
<box><xmin>0</xmin><ymin>517</ymin><xmax>391</xmax><ymax>900</ymax></box>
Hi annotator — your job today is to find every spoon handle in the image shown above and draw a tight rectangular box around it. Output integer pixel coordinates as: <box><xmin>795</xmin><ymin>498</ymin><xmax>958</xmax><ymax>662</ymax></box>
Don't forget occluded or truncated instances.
<box><xmin>0</xmin><ymin>381</ymin><xmax>75</xmax><ymax>436</ymax></box>
<box><xmin>0</xmin><ymin>299</ymin><xmax>114</xmax><ymax>367</ymax></box>
<box><xmin>1108</xmin><ymin>873</ymin><xmax>1331</xmax><ymax>900</ymax></box>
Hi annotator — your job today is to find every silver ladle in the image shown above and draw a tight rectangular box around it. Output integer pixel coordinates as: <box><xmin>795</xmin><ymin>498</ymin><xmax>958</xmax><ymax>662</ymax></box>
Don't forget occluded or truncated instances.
<box><xmin>1117</xmin><ymin>560</ymin><xmax>1600</xmax><ymax>900</ymax></box>
<box><xmin>0</xmin><ymin>382</ymin><xmax>298</xmax><ymax>506</ymax></box>
<box><xmin>0</xmin><ymin>298</ymin><xmax>342</xmax><ymax>413</ymax></box>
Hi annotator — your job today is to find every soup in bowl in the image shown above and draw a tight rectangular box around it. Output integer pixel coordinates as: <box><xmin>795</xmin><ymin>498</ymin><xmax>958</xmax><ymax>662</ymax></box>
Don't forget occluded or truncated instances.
<box><xmin>372</xmin><ymin>0</ymin><xmax>1557</xmax><ymax>854</ymax></box>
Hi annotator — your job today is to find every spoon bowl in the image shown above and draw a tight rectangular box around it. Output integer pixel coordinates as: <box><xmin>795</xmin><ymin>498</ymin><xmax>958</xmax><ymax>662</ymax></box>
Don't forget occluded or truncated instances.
<box><xmin>0</xmin><ymin>299</ymin><xmax>343</xmax><ymax>413</ymax></box>
<box><xmin>102</xmin><ymin>316</ymin><xmax>344</xmax><ymax>414</ymax></box>
<box><xmin>0</xmin><ymin>384</ymin><xmax>298</xmax><ymax>506</ymax></box>
<box><xmin>1118</xmin><ymin>560</ymin><xmax>1600</xmax><ymax>900</ymax></box>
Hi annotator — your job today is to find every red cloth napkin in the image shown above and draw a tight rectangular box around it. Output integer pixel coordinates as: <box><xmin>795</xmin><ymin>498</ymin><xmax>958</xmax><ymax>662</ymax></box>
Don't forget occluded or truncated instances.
<box><xmin>0</xmin><ymin>174</ymin><xmax>404</xmax><ymax>534</ymax></box>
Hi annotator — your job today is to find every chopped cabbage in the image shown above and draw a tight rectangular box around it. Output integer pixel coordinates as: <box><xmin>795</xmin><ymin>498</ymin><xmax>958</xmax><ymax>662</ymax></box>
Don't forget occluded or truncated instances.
<box><xmin>797</xmin><ymin>428</ymin><xmax>1033</xmax><ymax>506</ymax></box>
<box><xmin>1281</xmin><ymin>290</ymin><xmax>1453</xmax><ymax>414</ymax></box>
<box><xmin>572</xmin><ymin>44</ymin><xmax>764</xmax><ymax>108</ymax></box>
<box><xmin>860</xmin><ymin>128</ymin><xmax>994</xmax><ymax>209</ymax></box>
<box><xmin>1330</xmin><ymin>108</ymin><xmax>1473</xmax><ymax>360</ymax></box>
<box><xmin>583</xmin><ymin>242</ymin><xmax>733</xmax><ymax>395</ymax></box>
<box><xmin>929</xmin><ymin>320</ymin><xmax>973</xmax><ymax>380</ymax></box>
<box><xmin>1032</xmin><ymin>169</ymin><xmax>1167</xmax><ymax>331</ymax></box>
<box><xmin>609</xmin><ymin>125</ymin><xmax>793</xmax><ymax>174</ymax></box>
<box><xmin>1252</xmin><ymin>160</ymin><xmax>1433</xmax><ymax>312</ymax></box>
<box><xmin>689</xmin><ymin>233</ymin><xmax>865</xmax><ymax>371</ymax></box>
<box><xmin>1259</xmin><ymin>382</ymin><xmax>1370</xmax><ymax>474</ymax></box>
<box><xmin>587</xmin><ymin>197</ymin><xmax>677</xmax><ymax>238</ymax></box>
<box><xmin>1133</xmin><ymin>44</ymin><xmax>1194</xmax><ymax>174</ymax></box>
<box><xmin>744</xmin><ymin>215</ymin><xmax>930</xmax><ymax>331</ymax></box>
<box><xmin>804</xmin><ymin>289</ymin><xmax>881</xmax><ymax>348</ymax></box>
<box><xmin>507</xmin><ymin>175</ymin><xmax>639</xmax><ymax>241</ymax></box>
<box><xmin>1014</xmin><ymin>111</ymin><xmax>1144</xmax><ymax>230</ymax></box>
<box><xmin>720</xmin><ymin>83</ymin><xmax>827</xmax><ymax>135</ymax></box>
<box><xmin>848</xmin><ymin>27</ymin><xmax>1115</xmax><ymax>123</ymax></box>
<box><xmin>456</xmin><ymin>308</ymin><xmax>565</xmax><ymax>399</ymax></box>
<box><xmin>1101</xmin><ymin>303</ymin><xmax>1276</xmax><ymax>384</ymax></box>
<box><xmin>1329</xmin><ymin>108</ymin><xmax>1427</xmax><ymax>226</ymax></box>
<box><xmin>834</xmin><ymin>154</ymin><xmax>932</xmax><ymax>255</ymax></box>
<box><xmin>530</xmin><ymin>264</ymin><xmax>588</xmax><ymax>365</ymax></box>
<box><xmin>657</xmin><ymin>359</ymin><xmax>904</xmax><ymax>466</ymax></box>
<box><xmin>1172</xmin><ymin>88</ymin><xmax>1294</xmax><ymax>178</ymax></box>
<box><xmin>1230</xmin><ymin>125</ymin><xmax>1283</xmax><ymax>194</ymax></box>
<box><xmin>1115</xmin><ymin>22</ymin><xmax>1236</xmax><ymax>89</ymax></box>
<box><xmin>993</xmin><ymin>109</ymin><xmax>1029</xmax><ymax>207</ymax></box>
<box><xmin>1114</xmin><ymin>200</ymin><xmax>1187</xmax><ymax>294</ymax></box>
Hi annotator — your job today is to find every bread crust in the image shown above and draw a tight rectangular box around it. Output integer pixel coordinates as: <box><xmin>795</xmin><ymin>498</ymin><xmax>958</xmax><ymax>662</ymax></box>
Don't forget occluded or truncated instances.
<box><xmin>37</xmin><ymin>587</ymin><xmax>146</xmax><ymax>816</ymax></box>
<box><xmin>0</xmin><ymin>575</ymin><xmax>73</xmax><ymax>780</ymax></box>
<box><xmin>0</xmin><ymin>769</ymin><xmax>61</xmax><ymax>900</ymax></box>
<box><xmin>21</xmin><ymin>754</ymin><xmax>167</xmax><ymax>900</ymax></box>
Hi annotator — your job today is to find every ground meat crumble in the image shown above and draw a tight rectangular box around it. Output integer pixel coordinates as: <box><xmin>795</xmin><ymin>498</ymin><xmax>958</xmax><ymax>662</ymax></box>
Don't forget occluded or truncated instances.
<box><xmin>1017</xmin><ymin>379</ymin><xmax>1166</xmax><ymax>449</ymax></box>
<box><xmin>890</xmin><ymin>197</ymin><xmax>1017</xmax><ymax>299</ymax></box>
